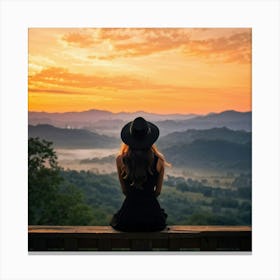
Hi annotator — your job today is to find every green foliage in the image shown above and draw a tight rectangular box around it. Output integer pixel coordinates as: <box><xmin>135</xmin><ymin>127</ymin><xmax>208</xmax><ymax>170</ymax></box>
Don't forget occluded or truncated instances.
<box><xmin>46</xmin><ymin>184</ymin><xmax>95</xmax><ymax>225</ymax></box>
<box><xmin>28</xmin><ymin>137</ymin><xmax>251</xmax><ymax>226</ymax></box>
<box><xmin>159</xmin><ymin>175</ymin><xmax>251</xmax><ymax>226</ymax></box>
<box><xmin>59</xmin><ymin>170</ymin><xmax>121</xmax><ymax>225</ymax></box>
<box><xmin>28</xmin><ymin>137</ymin><xmax>62</xmax><ymax>224</ymax></box>
<box><xmin>28</xmin><ymin>137</ymin><xmax>97</xmax><ymax>225</ymax></box>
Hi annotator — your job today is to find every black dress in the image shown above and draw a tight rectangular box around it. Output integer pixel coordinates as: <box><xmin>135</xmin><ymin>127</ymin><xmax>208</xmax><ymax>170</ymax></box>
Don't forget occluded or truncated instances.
<box><xmin>110</xmin><ymin>155</ymin><xmax>167</xmax><ymax>232</ymax></box>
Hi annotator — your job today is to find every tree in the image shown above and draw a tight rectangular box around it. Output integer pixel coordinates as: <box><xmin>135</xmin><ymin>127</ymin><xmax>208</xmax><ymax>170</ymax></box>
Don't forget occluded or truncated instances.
<box><xmin>28</xmin><ymin>137</ymin><xmax>62</xmax><ymax>224</ymax></box>
<box><xmin>28</xmin><ymin>137</ymin><xmax>95</xmax><ymax>225</ymax></box>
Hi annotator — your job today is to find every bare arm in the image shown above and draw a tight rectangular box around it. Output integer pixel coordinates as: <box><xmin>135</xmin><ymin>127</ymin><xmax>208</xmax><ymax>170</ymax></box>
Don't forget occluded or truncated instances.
<box><xmin>116</xmin><ymin>155</ymin><xmax>127</xmax><ymax>196</ymax></box>
<box><xmin>155</xmin><ymin>158</ymin><xmax>164</xmax><ymax>197</ymax></box>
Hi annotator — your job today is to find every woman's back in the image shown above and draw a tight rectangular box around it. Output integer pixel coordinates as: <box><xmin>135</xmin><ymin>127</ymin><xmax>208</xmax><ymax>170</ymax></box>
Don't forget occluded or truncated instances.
<box><xmin>121</xmin><ymin>153</ymin><xmax>159</xmax><ymax>195</ymax></box>
<box><xmin>110</xmin><ymin>117</ymin><xmax>168</xmax><ymax>232</ymax></box>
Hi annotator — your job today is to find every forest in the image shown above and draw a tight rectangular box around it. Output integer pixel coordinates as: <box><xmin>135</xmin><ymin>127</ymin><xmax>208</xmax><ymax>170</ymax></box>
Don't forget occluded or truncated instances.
<box><xmin>28</xmin><ymin>137</ymin><xmax>251</xmax><ymax>226</ymax></box>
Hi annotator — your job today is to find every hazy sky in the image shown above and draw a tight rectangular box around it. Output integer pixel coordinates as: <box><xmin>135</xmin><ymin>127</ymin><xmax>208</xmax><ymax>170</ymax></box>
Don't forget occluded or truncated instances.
<box><xmin>28</xmin><ymin>28</ymin><xmax>251</xmax><ymax>114</ymax></box>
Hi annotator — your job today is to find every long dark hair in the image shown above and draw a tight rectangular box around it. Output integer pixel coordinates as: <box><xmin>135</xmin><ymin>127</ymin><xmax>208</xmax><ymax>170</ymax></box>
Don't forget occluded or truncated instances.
<box><xmin>122</xmin><ymin>148</ymin><xmax>154</xmax><ymax>188</ymax></box>
<box><xmin>119</xmin><ymin>143</ymin><xmax>169</xmax><ymax>188</ymax></box>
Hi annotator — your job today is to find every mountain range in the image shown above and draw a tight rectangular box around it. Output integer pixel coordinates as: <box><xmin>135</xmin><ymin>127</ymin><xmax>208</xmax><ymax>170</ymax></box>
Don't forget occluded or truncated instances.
<box><xmin>156</xmin><ymin>110</ymin><xmax>251</xmax><ymax>135</ymax></box>
<box><xmin>28</xmin><ymin>109</ymin><xmax>197</xmax><ymax>127</ymax></box>
<box><xmin>29</xmin><ymin>109</ymin><xmax>252</xmax><ymax>136</ymax></box>
<box><xmin>28</xmin><ymin>122</ymin><xmax>252</xmax><ymax>172</ymax></box>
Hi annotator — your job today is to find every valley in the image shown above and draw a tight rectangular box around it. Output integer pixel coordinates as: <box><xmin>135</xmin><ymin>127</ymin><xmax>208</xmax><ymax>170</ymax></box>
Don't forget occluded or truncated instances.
<box><xmin>28</xmin><ymin>108</ymin><xmax>252</xmax><ymax>226</ymax></box>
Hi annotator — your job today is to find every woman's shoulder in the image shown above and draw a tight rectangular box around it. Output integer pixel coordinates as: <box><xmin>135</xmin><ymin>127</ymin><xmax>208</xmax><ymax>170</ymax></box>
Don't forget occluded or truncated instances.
<box><xmin>116</xmin><ymin>154</ymin><xmax>127</xmax><ymax>169</ymax></box>
<box><xmin>116</xmin><ymin>154</ymin><xmax>122</xmax><ymax>160</ymax></box>
<box><xmin>153</xmin><ymin>153</ymin><xmax>164</xmax><ymax>173</ymax></box>
<box><xmin>116</xmin><ymin>154</ymin><xmax>123</xmax><ymax>164</ymax></box>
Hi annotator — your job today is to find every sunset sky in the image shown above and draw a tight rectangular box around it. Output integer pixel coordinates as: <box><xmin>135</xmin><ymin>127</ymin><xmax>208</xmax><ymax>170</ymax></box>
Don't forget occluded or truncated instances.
<box><xmin>28</xmin><ymin>28</ymin><xmax>251</xmax><ymax>114</ymax></box>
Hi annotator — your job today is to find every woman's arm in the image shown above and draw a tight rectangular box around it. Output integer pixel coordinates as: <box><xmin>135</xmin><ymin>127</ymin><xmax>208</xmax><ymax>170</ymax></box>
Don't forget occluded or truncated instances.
<box><xmin>116</xmin><ymin>155</ymin><xmax>127</xmax><ymax>196</ymax></box>
<box><xmin>155</xmin><ymin>158</ymin><xmax>164</xmax><ymax>197</ymax></box>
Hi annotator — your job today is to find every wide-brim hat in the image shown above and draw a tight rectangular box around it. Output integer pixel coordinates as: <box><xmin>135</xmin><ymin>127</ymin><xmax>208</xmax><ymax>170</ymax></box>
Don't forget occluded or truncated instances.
<box><xmin>121</xmin><ymin>117</ymin><xmax>159</xmax><ymax>149</ymax></box>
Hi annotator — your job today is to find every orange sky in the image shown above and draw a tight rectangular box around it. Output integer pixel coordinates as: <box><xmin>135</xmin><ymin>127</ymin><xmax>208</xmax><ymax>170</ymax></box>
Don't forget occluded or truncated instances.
<box><xmin>28</xmin><ymin>28</ymin><xmax>251</xmax><ymax>114</ymax></box>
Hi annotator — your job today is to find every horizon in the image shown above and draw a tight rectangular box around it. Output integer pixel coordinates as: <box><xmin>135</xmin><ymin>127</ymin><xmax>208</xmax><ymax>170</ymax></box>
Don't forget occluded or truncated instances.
<box><xmin>28</xmin><ymin>28</ymin><xmax>251</xmax><ymax>114</ymax></box>
<box><xmin>28</xmin><ymin>108</ymin><xmax>252</xmax><ymax>115</ymax></box>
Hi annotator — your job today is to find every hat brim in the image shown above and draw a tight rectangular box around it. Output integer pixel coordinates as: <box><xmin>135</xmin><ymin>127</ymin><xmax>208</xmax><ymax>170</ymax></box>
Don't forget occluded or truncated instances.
<box><xmin>121</xmin><ymin>121</ymin><xmax>159</xmax><ymax>149</ymax></box>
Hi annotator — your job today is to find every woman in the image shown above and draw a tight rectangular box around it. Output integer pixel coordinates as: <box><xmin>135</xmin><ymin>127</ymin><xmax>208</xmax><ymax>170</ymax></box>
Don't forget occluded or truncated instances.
<box><xmin>110</xmin><ymin>116</ymin><xmax>168</xmax><ymax>232</ymax></box>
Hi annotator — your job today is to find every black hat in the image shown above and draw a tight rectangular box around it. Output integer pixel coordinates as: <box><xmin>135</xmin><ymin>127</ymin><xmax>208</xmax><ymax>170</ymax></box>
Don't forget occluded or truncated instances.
<box><xmin>121</xmin><ymin>117</ymin><xmax>159</xmax><ymax>149</ymax></box>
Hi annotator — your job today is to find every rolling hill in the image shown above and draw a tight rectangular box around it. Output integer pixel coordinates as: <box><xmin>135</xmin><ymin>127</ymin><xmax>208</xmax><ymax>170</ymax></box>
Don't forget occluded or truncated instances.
<box><xmin>28</xmin><ymin>124</ymin><xmax>119</xmax><ymax>149</ymax></box>
<box><xmin>156</xmin><ymin>110</ymin><xmax>252</xmax><ymax>134</ymax></box>
<box><xmin>157</xmin><ymin>127</ymin><xmax>251</xmax><ymax>149</ymax></box>
<box><xmin>162</xmin><ymin>139</ymin><xmax>251</xmax><ymax>171</ymax></box>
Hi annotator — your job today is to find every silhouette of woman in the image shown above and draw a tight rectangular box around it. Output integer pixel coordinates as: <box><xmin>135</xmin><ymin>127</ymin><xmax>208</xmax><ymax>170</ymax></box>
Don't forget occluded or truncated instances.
<box><xmin>110</xmin><ymin>117</ymin><xmax>168</xmax><ymax>232</ymax></box>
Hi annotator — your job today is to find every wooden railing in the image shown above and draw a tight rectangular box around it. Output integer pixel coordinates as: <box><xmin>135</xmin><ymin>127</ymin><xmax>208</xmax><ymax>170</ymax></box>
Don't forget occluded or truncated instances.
<box><xmin>28</xmin><ymin>225</ymin><xmax>251</xmax><ymax>251</ymax></box>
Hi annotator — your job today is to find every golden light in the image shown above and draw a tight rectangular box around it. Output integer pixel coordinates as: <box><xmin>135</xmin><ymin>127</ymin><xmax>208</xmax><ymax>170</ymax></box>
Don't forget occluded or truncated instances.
<box><xmin>28</xmin><ymin>28</ymin><xmax>251</xmax><ymax>114</ymax></box>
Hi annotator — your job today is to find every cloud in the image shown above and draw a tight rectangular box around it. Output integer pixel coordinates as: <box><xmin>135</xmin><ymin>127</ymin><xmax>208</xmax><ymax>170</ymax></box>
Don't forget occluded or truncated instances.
<box><xmin>61</xmin><ymin>31</ymin><xmax>97</xmax><ymax>48</ymax></box>
<box><xmin>67</xmin><ymin>29</ymin><xmax>251</xmax><ymax>65</ymax></box>
<box><xmin>28</xmin><ymin>88</ymin><xmax>81</xmax><ymax>95</ymax></box>
<box><xmin>62</xmin><ymin>28</ymin><xmax>190</xmax><ymax>59</ymax></box>
<box><xmin>100</xmin><ymin>28</ymin><xmax>190</xmax><ymax>56</ymax></box>
<box><xmin>60</xmin><ymin>28</ymin><xmax>251</xmax><ymax>64</ymax></box>
<box><xmin>185</xmin><ymin>31</ymin><xmax>252</xmax><ymax>64</ymax></box>
<box><xmin>29</xmin><ymin>66</ymin><xmax>225</xmax><ymax>95</ymax></box>
<box><xmin>28</xmin><ymin>67</ymin><xmax>182</xmax><ymax>92</ymax></box>
<box><xmin>29</xmin><ymin>67</ymin><xmax>144</xmax><ymax>91</ymax></box>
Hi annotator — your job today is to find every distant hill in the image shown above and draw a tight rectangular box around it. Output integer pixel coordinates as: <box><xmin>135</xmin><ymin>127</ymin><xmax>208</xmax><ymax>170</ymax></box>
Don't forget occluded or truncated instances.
<box><xmin>29</xmin><ymin>109</ymin><xmax>251</xmax><ymax>137</ymax></box>
<box><xmin>28</xmin><ymin>124</ymin><xmax>119</xmax><ymax>149</ymax></box>
<box><xmin>157</xmin><ymin>118</ymin><xmax>252</xmax><ymax>172</ymax></box>
<box><xmin>162</xmin><ymin>139</ymin><xmax>251</xmax><ymax>171</ymax></box>
<box><xmin>156</xmin><ymin>110</ymin><xmax>252</xmax><ymax>134</ymax></box>
<box><xmin>80</xmin><ymin>155</ymin><xmax>115</xmax><ymax>164</ymax></box>
<box><xmin>193</xmin><ymin>110</ymin><xmax>251</xmax><ymax>123</ymax></box>
<box><xmin>28</xmin><ymin>109</ymin><xmax>197</xmax><ymax>128</ymax></box>
<box><xmin>157</xmin><ymin>127</ymin><xmax>251</xmax><ymax>149</ymax></box>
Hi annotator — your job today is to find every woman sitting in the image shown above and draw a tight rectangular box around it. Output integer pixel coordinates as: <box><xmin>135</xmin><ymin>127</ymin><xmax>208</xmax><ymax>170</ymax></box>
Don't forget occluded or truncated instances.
<box><xmin>110</xmin><ymin>117</ymin><xmax>168</xmax><ymax>232</ymax></box>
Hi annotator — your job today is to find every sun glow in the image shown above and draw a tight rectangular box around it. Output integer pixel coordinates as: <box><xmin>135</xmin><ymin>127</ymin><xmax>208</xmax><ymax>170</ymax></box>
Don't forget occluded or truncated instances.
<box><xmin>28</xmin><ymin>28</ymin><xmax>251</xmax><ymax>114</ymax></box>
